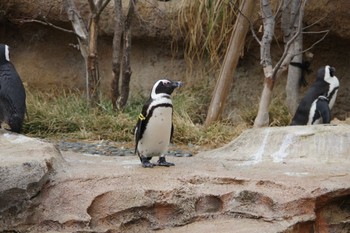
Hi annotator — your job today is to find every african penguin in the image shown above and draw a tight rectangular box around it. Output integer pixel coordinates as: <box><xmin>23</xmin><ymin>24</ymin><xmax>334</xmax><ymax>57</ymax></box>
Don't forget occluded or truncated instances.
<box><xmin>134</xmin><ymin>79</ymin><xmax>183</xmax><ymax>168</ymax></box>
<box><xmin>291</xmin><ymin>65</ymin><xmax>339</xmax><ymax>125</ymax></box>
<box><xmin>0</xmin><ymin>44</ymin><xmax>26</xmax><ymax>133</ymax></box>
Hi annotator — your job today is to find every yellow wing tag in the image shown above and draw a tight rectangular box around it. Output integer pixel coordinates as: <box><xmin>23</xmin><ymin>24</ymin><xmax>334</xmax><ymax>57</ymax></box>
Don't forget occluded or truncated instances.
<box><xmin>139</xmin><ymin>113</ymin><xmax>146</xmax><ymax>121</ymax></box>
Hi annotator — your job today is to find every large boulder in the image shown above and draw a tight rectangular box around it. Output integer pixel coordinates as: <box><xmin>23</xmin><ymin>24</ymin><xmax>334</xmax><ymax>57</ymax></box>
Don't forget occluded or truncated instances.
<box><xmin>0</xmin><ymin>130</ymin><xmax>66</xmax><ymax>230</ymax></box>
<box><xmin>1</xmin><ymin>125</ymin><xmax>350</xmax><ymax>232</ymax></box>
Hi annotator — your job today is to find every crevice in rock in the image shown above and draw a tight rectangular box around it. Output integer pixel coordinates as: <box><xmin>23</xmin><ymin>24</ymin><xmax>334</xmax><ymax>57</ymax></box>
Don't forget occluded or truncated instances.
<box><xmin>282</xmin><ymin>220</ymin><xmax>315</xmax><ymax>233</ymax></box>
<box><xmin>315</xmin><ymin>191</ymin><xmax>350</xmax><ymax>233</ymax></box>
<box><xmin>179</xmin><ymin>175</ymin><xmax>248</xmax><ymax>186</ymax></box>
<box><xmin>195</xmin><ymin>195</ymin><xmax>223</xmax><ymax>214</ymax></box>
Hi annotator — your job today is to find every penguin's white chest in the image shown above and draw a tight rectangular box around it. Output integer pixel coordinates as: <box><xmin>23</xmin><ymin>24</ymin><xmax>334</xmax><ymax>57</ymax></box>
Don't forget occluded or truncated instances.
<box><xmin>307</xmin><ymin>100</ymin><xmax>320</xmax><ymax>125</ymax></box>
<box><xmin>138</xmin><ymin>106</ymin><xmax>173</xmax><ymax>156</ymax></box>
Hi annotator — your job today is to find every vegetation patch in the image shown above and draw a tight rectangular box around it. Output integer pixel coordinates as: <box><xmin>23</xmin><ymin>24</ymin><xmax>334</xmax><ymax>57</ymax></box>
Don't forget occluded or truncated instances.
<box><xmin>23</xmin><ymin>87</ymin><xmax>257</xmax><ymax>149</ymax></box>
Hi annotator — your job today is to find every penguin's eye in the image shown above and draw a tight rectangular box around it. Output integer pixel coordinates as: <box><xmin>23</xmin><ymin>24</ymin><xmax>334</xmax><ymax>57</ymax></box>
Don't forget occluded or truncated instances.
<box><xmin>162</xmin><ymin>81</ymin><xmax>171</xmax><ymax>86</ymax></box>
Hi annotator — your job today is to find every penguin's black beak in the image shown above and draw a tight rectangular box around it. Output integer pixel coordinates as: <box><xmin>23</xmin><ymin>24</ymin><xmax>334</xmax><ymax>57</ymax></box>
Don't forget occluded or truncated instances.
<box><xmin>329</xmin><ymin>67</ymin><xmax>335</xmax><ymax>77</ymax></box>
<box><xmin>172</xmin><ymin>81</ymin><xmax>184</xmax><ymax>88</ymax></box>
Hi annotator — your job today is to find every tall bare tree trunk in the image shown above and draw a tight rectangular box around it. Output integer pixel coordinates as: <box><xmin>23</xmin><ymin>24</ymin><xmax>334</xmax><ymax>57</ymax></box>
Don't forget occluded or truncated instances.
<box><xmin>254</xmin><ymin>0</ymin><xmax>307</xmax><ymax>127</ymax></box>
<box><xmin>118</xmin><ymin>0</ymin><xmax>136</xmax><ymax>110</ymax></box>
<box><xmin>285</xmin><ymin>36</ymin><xmax>302</xmax><ymax>114</ymax></box>
<box><xmin>254</xmin><ymin>0</ymin><xmax>275</xmax><ymax>127</ymax></box>
<box><xmin>204</xmin><ymin>0</ymin><xmax>256</xmax><ymax>126</ymax></box>
<box><xmin>65</xmin><ymin>0</ymin><xmax>111</xmax><ymax>106</ymax></box>
<box><xmin>111</xmin><ymin>0</ymin><xmax>123</xmax><ymax>110</ymax></box>
<box><xmin>111</xmin><ymin>0</ymin><xmax>136</xmax><ymax>111</ymax></box>
<box><xmin>87</xmin><ymin>16</ymin><xmax>100</xmax><ymax>105</ymax></box>
<box><xmin>283</xmin><ymin>0</ymin><xmax>303</xmax><ymax>114</ymax></box>
<box><xmin>65</xmin><ymin>0</ymin><xmax>90</xmax><ymax>99</ymax></box>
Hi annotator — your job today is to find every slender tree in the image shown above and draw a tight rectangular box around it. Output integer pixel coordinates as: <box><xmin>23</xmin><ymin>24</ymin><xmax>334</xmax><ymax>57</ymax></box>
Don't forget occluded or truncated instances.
<box><xmin>254</xmin><ymin>0</ymin><xmax>307</xmax><ymax>127</ymax></box>
<box><xmin>111</xmin><ymin>0</ymin><xmax>137</xmax><ymax>111</ymax></box>
<box><xmin>65</xmin><ymin>0</ymin><xmax>111</xmax><ymax>106</ymax></box>
<box><xmin>204</xmin><ymin>0</ymin><xmax>256</xmax><ymax>126</ymax></box>
<box><xmin>111</xmin><ymin>0</ymin><xmax>123</xmax><ymax>110</ymax></box>
<box><xmin>282</xmin><ymin>0</ymin><xmax>303</xmax><ymax>114</ymax></box>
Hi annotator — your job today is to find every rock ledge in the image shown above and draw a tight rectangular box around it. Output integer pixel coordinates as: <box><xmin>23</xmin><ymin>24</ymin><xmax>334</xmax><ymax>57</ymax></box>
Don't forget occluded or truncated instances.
<box><xmin>1</xmin><ymin>125</ymin><xmax>350</xmax><ymax>233</ymax></box>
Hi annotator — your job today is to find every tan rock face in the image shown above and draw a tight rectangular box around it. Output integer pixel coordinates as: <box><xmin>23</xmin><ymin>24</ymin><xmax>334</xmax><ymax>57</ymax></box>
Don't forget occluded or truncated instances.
<box><xmin>0</xmin><ymin>130</ymin><xmax>66</xmax><ymax>228</ymax></box>
<box><xmin>1</xmin><ymin>125</ymin><xmax>350</xmax><ymax>232</ymax></box>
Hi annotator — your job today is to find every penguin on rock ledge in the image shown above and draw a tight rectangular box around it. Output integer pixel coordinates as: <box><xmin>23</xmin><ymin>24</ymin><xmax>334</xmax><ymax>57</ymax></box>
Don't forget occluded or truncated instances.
<box><xmin>291</xmin><ymin>65</ymin><xmax>339</xmax><ymax>125</ymax></box>
<box><xmin>134</xmin><ymin>79</ymin><xmax>183</xmax><ymax>168</ymax></box>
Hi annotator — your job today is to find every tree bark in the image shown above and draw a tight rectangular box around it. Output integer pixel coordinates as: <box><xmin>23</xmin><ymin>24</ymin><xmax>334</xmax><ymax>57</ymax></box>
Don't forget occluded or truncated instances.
<box><xmin>118</xmin><ymin>0</ymin><xmax>136</xmax><ymax>110</ymax></box>
<box><xmin>87</xmin><ymin>16</ymin><xmax>100</xmax><ymax>105</ymax></box>
<box><xmin>283</xmin><ymin>0</ymin><xmax>303</xmax><ymax>114</ymax></box>
<box><xmin>65</xmin><ymin>0</ymin><xmax>111</xmax><ymax>106</ymax></box>
<box><xmin>285</xmin><ymin>35</ymin><xmax>303</xmax><ymax>114</ymax></box>
<box><xmin>254</xmin><ymin>0</ymin><xmax>306</xmax><ymax>127</ymax></box>
<box><xmin>204</xmin><ymin>0</ymin><xmax>256</xmax><ymax>126</ymax></box>
<box><xmin>65</xmin><ymin>0</ymin><xmax>90</xmax><ymax>99</ymax></box>
<box><xmin>254</xmin><ymin>0</ymin><xmax>275</xmax><ymax>127</ymax></box>
<box><xmin>111</xmin><ymin>0</ymin><xmax>123</xmax><ymax>110</ymax></box>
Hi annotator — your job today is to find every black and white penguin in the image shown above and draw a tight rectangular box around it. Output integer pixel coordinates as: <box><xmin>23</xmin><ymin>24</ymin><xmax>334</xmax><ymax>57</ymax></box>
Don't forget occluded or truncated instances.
<box><xmin>291</xmin><ymin>65</ymin><xmax>339</xmax><ymax>125</ymax></box>
<box><xmin>134</xmin><ymin>79</ymin><xmax>183</xmax><ymax>168</ymax></box>
<box><xmin>0</xmin><ymin>44</ymin><xmax>26</xmax><ymax>133</ymax></box>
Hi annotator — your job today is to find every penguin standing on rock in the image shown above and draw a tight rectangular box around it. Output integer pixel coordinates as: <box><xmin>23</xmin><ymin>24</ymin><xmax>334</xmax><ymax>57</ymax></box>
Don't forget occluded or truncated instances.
<box><xmin>0</xmin><ymin>44</ymin><xmax>26</xmax><ymax>133</ymax></box>
<box><xmin>291</xmin><ymin>65</ymin><xmax>339</xmax><ymax>125</ymax></box>
<box><xmin>134</xmin><ymin>79</ymin><xmax>183</xmax><ymax>168</ymax></box>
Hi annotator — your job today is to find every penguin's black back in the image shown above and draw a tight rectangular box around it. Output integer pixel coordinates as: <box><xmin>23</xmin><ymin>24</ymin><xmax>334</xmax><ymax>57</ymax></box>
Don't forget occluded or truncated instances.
<box><xmin>291</xmin><ymin>69</ymin><xmax>330</xmax><ymax>125</ymax></box>
<box><xmin>0</xmin><ymin>45</ymin><xmax>26</xmax><ymax>133</ymax></box>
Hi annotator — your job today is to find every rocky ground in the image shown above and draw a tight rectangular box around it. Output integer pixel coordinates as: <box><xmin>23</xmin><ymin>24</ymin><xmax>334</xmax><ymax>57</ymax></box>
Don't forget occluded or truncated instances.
<box><xmin>52</xmin><ymin>140</ymin><xmax>194</xmax><ymax>158</ymax></box>
<box><xmin>1</xmin><ymin>125</ymin><xmax>350</xmax><ymax>233</ymax></box>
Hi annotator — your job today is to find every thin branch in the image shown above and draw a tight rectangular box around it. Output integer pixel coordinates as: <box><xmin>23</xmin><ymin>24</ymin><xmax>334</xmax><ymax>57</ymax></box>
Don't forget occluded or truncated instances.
<box><xmin>273</xmin><ymin>0</ymin><xmax>285</xmax><ymax>18</ymax></box>
<box><xmin>18</xmin><ymin>18</ymin><xmax>77</xmax><ymax>36</ymax></box>
<box><xmin>88</xmin><ymin>0</ymin><xmax>98</xmax><ymax>14</ymax></box>
<box><xmin>303</xmin><ymin>29</ymin><xmax>329</xmax><ymax>34</ymax></box>
<box><xmin>303</xmin><ymin>15</ymin><xmax>327</xmax><ymax>30</ymax></box>
<box><xmin>96</xmin><ymin>0</ymin><xmax>112</xmax><ymax>18</ymax></box>
<box><xmin>300</xmin><ymin>29</ymin><xmax>329</xmax><ymax>54</ymax></box>
<box><xmin>236</xmin><ymin>4</ymin><xmax>261</xmax><ymax>45</ymax></box>
<box><xmin>65</xmin><ymin>0</ymin><xmax>89</xmax><ymax>40</ymax></box>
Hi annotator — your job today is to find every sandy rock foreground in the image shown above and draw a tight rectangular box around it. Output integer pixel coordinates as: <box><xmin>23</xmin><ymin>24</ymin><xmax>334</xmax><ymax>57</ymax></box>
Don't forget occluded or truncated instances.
<box><xmin>0</xmin><ymin>125</ymin><xmax>349</xmax><ymax>233</ymax></box>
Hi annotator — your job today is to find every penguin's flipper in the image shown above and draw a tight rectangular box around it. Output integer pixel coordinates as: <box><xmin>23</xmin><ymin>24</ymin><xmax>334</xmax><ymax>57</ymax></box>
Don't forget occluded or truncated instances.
<box><xmin>170</xmin><ymin>123</ymin><xmax>174</xmax><ymax>144</ymax></box>
<box><xmin>134</xmin><ymin>100</ymin><xmax>150</xmax><ymax>154</ymax></box>
<box><xmin>317</xmin><ymin>98</ymin><xmax>331</xmax><ymax>124</ymax></box>
<box><xmin>134</xmin><ymin>119</ymin><xmax>142</xmax><ymax>154</ymax></box>
<box><xmin>157</xmin><ymin>157</ymin><xmax>175</xmax><ymax>167</ymax></box>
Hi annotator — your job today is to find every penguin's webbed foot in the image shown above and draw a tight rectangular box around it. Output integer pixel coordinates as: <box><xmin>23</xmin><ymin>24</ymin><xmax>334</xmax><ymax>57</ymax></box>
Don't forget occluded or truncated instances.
<box><xmin>157</xmin><ymin>157</ymin><xmax>175</xmax><ymax>167</ymax></box>
<box><xmin>141</xmin><ymin>157</ymin><xmax>154</xmax><ymax>168</ymax></box>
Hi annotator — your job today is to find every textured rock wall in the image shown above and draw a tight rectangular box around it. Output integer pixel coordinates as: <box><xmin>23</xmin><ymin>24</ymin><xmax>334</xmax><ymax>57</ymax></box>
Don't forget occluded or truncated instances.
<box><xmin>1</xmin><ymin>125</ymin><xmax>350</xmax><ymax>232</ymax></box>
<box><xmin>0</xmin><ymin>0</ymin><xmax>349</xmax><ymax>119</ymax></box>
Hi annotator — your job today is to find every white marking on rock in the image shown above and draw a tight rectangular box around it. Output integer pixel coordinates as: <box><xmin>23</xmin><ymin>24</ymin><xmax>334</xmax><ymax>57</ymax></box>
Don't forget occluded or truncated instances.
<box><xmin>3</xmin><ymin>133</ymin><xmax>36</xmax><ymax>144</ymax></box>
<box><xmin>83</xmin><ymin>153</ymin><xmax>101</xmax><ymax>157</ymax></box>
<box><xmin>242</xmin><ymin>128</ymin><xmax>270</xmax><ymax>165</ymax></box>
<box><xmin>271</xmin><ymin>134</ymin><xmax>296</xmax><ymax>163</ymax></box>
<box><xmin>284</xmin><ymin>172</ymin><xmax>309</xmax><ymax>177</ymax></box>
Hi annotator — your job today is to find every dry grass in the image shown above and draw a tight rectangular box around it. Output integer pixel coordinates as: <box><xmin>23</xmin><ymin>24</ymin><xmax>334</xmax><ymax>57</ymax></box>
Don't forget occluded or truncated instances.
<box><xmin>23</xmin><ymin>86</ymin><xmax>291</xmax><ymax>149</ymax></box>
<box><xmin>240</xmin><ymin>95</ymin><xmax>292</xmax><ymax>127</ymax></box>
<box><xmin>175</xmin><ymin>0</ymin><xmax>242</xmax><ymax>71</ymax></box>
<box><xmin>23</xmin><ymin>89</ymin><xmax>137</xmax><ymax>142</ymax></box>
<box><xmin>23</xmin><ymin>88</ymin><xmax>248</xmax><ymax>149</ymax></box>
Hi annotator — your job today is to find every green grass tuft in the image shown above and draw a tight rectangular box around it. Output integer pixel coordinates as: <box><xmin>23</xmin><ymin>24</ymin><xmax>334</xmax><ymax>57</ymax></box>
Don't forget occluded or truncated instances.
<box><xmin>23</xmin><ymin>87</ymin><xmax>292</xmax><ymax>150</ymax></box>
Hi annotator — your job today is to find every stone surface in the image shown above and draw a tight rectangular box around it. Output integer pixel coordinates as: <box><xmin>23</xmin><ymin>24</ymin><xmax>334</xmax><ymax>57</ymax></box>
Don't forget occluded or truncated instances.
<box><xmin>0</xmin><ymin>129</ymin><xmax>66</xmax><ymax>229</ymax></box>
<box><xmin>1</xmin><ymin>125</ymin><xmax>350</xmax><ymax>232</ymax></box>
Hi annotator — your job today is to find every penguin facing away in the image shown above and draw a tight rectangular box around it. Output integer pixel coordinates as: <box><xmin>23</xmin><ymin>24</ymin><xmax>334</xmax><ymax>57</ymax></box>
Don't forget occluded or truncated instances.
<box><xmin>291</xmin><ymin>65</ymin><xmax>339</xmax><ymax>125</ymax></box>
<box><xmin>134</xmin><ymin>79</ymin><xmax>183</xmax><ymax>168</ymax></box>
<box><xmin>0</xmin><ymin>44</ymin><xmax>26</xmax><ymax>133</ymax></box>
